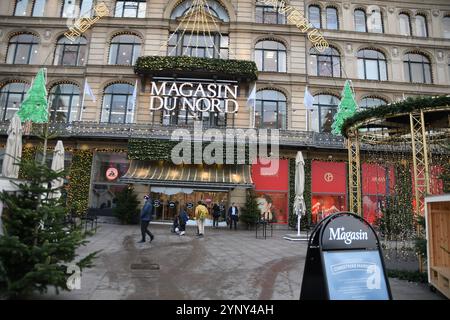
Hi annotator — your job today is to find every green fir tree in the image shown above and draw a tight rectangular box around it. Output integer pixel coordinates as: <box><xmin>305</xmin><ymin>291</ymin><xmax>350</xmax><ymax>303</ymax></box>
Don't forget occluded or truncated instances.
<box><xmin>0</xmin><ymin>160</ymin><xmax>98</xmax><ymax>299</ymax></box>
<box><xmin>113</xmin><ymin>186</ymin><xmax>140</xmax><ymax>224</ymax></box>
<box><xmin>240</xmin><ymin>190</ymin><xmax>261</xmax><ymax>229</ymax></box>
<box><xmin>17</xmin><ymin>68</ymin><xmax>49</xmax><ymax>123</ymax></box>
<box><xmin>331</xmin><ymin>80</ymin><xmax>358</xmax><ymax>135</ymax></box>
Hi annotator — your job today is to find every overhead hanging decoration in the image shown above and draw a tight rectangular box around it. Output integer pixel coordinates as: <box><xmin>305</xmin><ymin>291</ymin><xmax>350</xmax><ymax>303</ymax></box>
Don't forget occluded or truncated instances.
<box><xmin>331</xmin><ymin>80</ymin><xmax>358</xmax><ymax>136</ymax></box>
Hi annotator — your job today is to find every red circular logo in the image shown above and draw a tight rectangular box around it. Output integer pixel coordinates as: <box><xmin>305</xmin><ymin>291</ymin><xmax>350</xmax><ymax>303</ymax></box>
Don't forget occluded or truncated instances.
<box><xmin>106</xmin><ymin>167</ymin><xmax>119</xmax><ymax>181</ymax></box>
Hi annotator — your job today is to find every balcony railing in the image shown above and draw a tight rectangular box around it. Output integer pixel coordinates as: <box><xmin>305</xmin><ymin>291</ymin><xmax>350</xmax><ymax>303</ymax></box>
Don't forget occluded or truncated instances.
<box><xmin>0</xmin><ymin>121</ymin><xmax>346</xmax><ymax>149</ymax></box>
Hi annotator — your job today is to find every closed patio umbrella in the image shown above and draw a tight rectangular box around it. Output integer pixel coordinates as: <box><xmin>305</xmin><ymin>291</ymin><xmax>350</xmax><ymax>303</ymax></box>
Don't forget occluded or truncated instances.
<box><xmin>293</xmin><ymin>151</ymin><xmax>306</xmax><ymax>236</ymax></box>
<box><xmin>1</xmin><ymin>114</ymin><xmax>23</xmax><ymax>179</ymax></box>
<box><xmin>50</xmin><ymin>140</ymin><xmax>65</xmax><ymax>199</ymax></box>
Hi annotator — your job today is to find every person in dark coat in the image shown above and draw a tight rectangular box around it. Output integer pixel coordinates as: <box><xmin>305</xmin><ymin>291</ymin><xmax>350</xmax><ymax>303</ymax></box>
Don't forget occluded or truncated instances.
<box><xmin>228</xmin><ymin>202</ymin><xmax>239</xmax><ymax>230</ymax></box>
<box><xmin>212</xmin><ymin>203</ymin><xmax>220</xmax><ymax>228</ymax></box>
<box><xmin>138</xmin><ymin>195</ymin><xmax>154</xmax><ymax>243</ymax></box>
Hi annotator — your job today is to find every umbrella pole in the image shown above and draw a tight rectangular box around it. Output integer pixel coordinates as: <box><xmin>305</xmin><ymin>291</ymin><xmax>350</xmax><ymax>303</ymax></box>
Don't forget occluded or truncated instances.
<box><xmin>297</xmin><ymin>214</ymin><xmax>301</xmax><ymax>236</ymax></box>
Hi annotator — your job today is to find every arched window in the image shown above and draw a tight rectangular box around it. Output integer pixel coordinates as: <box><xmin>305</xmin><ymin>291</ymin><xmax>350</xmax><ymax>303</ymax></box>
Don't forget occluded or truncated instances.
<box><xmin>308</xmin><ymin>5</ymin><xmax>321</xmax><ymax>29</ymax></box>
<box><xmin>171</xmin><ymin>0</ymin><xmax>229</xmax><ymax>22</ymax></box>
<box><xmin>326</xmin><ymin>7</ymin><xmax>338</xmax><ymax>30</ymax></box>
<box><xmin>415</xmin><ymin>14</ymin><xmax>428</xmax><ymax>37</ymax></box>
<box><xmin>357</xmin><ymin>49</ymin><xmax>387</xmax><ymax>81</ymax></box>
<box><xmin>256</xmin><ymin>0</ymin><xmax>286</xmax><ymax>24</ymax></box>
<box><xmin>115</xmin><ymin>0</ymin><xmax>146</xmax><ymax>18</ymax></box>
<box><xmin>0</xmin><ymin>82</ymin><xmax>30</xmax><ymax>121</ymax></box>
<box><xmin>6</xmin><ymin>33</ymin><xmax>39</xmax><ymax>64</ymax></box>
<box><xmin>255</xmin><ymin>40</ymin><xmax>287</xmax><ymax>72</ymax></box>
<box><xmin>54</xmin><ymin>36</ymin><xmax>87</xmax><ymax>66</ymax></box>
<box><xmin>309</xmin><ymin>46</ymin><xmax>340</xmax><ymax>77</ymax></box>
<box><xmin>32</xmin><ymin>0</ymin><xmax>46</xmax><ymax>17</ymax></box>
<box><xmin>399</xmin><ymin>13</ymin><xmax>411</xmax><ymax>36</ymax></box>
<box><xmin>311</xmin><ymin>94</ymin><xmax>339</xmax><ymax>133</ymax></box>
<box><xmin>359</xmin><ymin>97</ymin><xmax>387</xmax><ymax>109</ymax></box>
<box><xmin>48</xmin><ymin>83</ymin><xmax>80</xmax><ymax>122</ymax></box>
<box><xmin>168</xmin><ymin>33</ymin><xmax>228</xmax><ymax>59</ymax></box>
<box><xmin>255</xmin><ymin>90</ymin><xmax>287</xmax><ymax>129</ymax></box>
<box><xmin>14</xmin><ymin>0</ymin><xmax>29</xmax><ymax>16</ymax></box>
<box><xmin>108</xmin><ymin>34</ymin><xmax>141</xmax><ymax>65</ymax></box>
<box><xmin>443</xmin><ymin>16</ymin><xmax>450</xmax><ymax>39</ymax></box>
<box><xmin>354</xmin><ymin>9</ymin><xmax>367</xmax><ymax>32</ymax></box>
<box><xmin>367</xmin><ymin>9</ymin><xmax>383</xmax><ymax>33</ymax></box>
<box><xmin>403</xmin><ymin>53</ymin><xmax>432</xmax><ymax>84</ymax></box>
<box><xmin>101</xmin><ymin>83</ymin><xmax>134</xmax><ymax>123</ymax></box>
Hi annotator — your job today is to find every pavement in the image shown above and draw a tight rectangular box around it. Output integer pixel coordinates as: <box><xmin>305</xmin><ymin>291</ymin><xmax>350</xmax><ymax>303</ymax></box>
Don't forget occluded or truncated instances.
<box><xmin>37</xmin><ymin>223</ymin><xmax>445</xmax><ymax>300</ymax></box>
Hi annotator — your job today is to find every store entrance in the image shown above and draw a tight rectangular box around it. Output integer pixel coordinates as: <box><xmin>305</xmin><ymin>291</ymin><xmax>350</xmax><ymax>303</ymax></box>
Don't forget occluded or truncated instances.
<box><xmin>150</xmin><ymin>189</ymin><xmax>229</xmax><ymax>222</ymax></box>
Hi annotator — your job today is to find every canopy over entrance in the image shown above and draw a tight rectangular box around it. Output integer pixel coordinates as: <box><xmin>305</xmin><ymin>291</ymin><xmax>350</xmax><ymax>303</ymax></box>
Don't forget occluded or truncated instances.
<box><xmin>120</xmin><ymin>160</ymin><xmax>253</xmax><ymax>189</ymax></box>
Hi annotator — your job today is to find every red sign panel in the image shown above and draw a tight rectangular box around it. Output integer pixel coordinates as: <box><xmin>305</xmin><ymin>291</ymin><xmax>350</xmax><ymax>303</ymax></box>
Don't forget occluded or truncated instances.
<box><xmin>252</xmin><ymin>159</ymin><xmax>288</xmax><ymax>191</ymax></box>
<box><xmin>312</xmin><ymin>161</ymin><xmax>346</xmax><ymax>194</ymax></box>
<box><xmin>362</xmin><ymin>163</ymin><xmax>395</xmax><ymax>195</ymax></box>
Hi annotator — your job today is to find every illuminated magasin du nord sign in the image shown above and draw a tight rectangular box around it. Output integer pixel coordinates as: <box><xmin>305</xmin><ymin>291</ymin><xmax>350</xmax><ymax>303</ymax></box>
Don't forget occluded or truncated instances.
<box><xmin>149</xmin><ymin>80</ymin><xmax>239</xmax><ymax>114</ymax></box>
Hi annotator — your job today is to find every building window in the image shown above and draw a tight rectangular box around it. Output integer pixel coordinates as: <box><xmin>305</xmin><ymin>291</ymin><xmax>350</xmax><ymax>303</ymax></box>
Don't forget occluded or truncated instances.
<box><xmin>354</xmin><ymin>9</ymin><xmax>367</xmax><ymax>32</ymax></box>
<box><xmin>32</xmin><ymin>0</ymin><xmax>46</xmax><ymax>16</ymax></box>
<box><xmin>0</xmin><ymin>82</ymin><xmax>30</xmax><ymax>121</ymax></box>
<box><xmin>415</xmin><ymin>14</ymin><xmax>428</xmax><ymax>37</ymax></box>
<box><xmin>171</xmin><ymin>0</ymin><xmax>229</xmax><ymax>22</ymax></box>
<box><xmin>168</xmin><ymin>33</ymin><xmax>228</xmax><ymax>59</ymax></box>
<box><xmin>101</xmin><ymin>83</ymin><xmax>134</xmax><ymax>123</ymax></box>
<box><xmin>357</xmin><ymin>49</ymin><xmax>387</xmax><ymax>81</ymax></box>
<box><xmin>14</xmin><ymin>0</ymin><xmax>29</xmax><ymax>16</ymax></box>
<box><xmin>255</xmin><ymin>90</ymin><xmax>287</xmax><ymax>129</ymax></box>
<box><xmin>443</xmin><ymin>16</ymin><xmax>450</xmax><ymax>39</ymax></box>
<box><xmin>308</xmin><ymin>5</ymin><xmax>321</xmax><ymax>29</ymax></box>
<box><xmin>326</xmin><ymin>7</ymin><xmax>338</xmax><ymax>30</ymax></box>
<box><xmin>367</xmin><ymin>9</ymin><xmax>383</xmax><ymax>33</ymax></box>
<box><xmin>108</xmin><ymin>34</ymin><xmax>141</xmax><ymax>65</ymax></box>
<box><xmin>256</xmin><ymin>0</ymin><xmax>286</xmax><ymax>24</ymax></box>
<box><xmin>309</xmin><ymin>46</ymin><xmax>341</xmax><ymax>77</ymax></box>
<box><xmin>54</xmin><ymin>36</ymin><xmax>87</xmax><ymax>66</ymax></box>
<box><xmin>6</xmin><ymin>33</ymin><xmax>39</xmax><ymax>64</ymax></box>
<box><xmin>399</xmin><ymin>13</ymin><xmax>411</xmax><ymax>36</ymax></box>
<box><xmin>255</xmin><ymin>40</ymin><xmax>287</xmax><ymax>72</ymax></box>
<box><xmin>403</xmin><ymin>53</ymin><xmax>432</xmax><ymax>84</ymax></box>
<box><xmin>359</xmin><ymin>97</ymin><xmax>387</xmax><ymax>109</ymax></box>
<box><xmin>62</xmin><ymin>0</ymin><xmax>93</xmax><ymax>18</ymax></box>
<box><xmin>48</xmin><ymin>83</ymin><xmax>80</xmax><ymax>122</ymax></box>
<box><xmin>115</xmin><ymin>0</ymin><xmax>146</xmax><ymax>18</ymax></box>
<box><xmin>311</xmin><ymin>94</ymin><xmax>339</xmax><ymax>133</ymax></box>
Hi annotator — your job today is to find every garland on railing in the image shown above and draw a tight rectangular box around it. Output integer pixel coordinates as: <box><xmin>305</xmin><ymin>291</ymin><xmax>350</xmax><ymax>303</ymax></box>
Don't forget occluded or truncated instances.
<box><xmin>128</xmin><ymin>138</ymin><xmax>251</xmax><ymax>164</ymax></box>
<box><xmin>134</xmin><ymin>56</ymin><xmax>258</xmax><ymax>81</ymax></box>
<box><xmin>341</xmin><ymin>95</ymin><xmax>450</xmax><ymax>137</ymax></box>
<box><xmin>66</xmin><ymin>149</ymin><xmax>93</xmax><ymax>216</ymax></box>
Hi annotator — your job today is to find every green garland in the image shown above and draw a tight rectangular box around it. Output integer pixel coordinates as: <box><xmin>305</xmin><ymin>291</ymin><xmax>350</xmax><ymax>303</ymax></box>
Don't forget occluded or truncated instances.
<box><xmin>67</xmin><ymin>149</ymin><xmax>93</xmax><ymax>216</ymax></box>
<box><xmin>134</xmin><ymin>56</ymin><xmax>258</xmax><ymax>81</ymax></box>
<box><xmin>128</xmin><ymin>138</ymin><xmax>251</xmax><ymax>164</ymax></box>
<box><xmin>342</xmin><ymin>95</ymin><xmax>450</xmax><ymax>137</ymax></box>
<box><xmin>18</xmin><ymin>145</ymin><xmax>37</xmax><ymax>179</ymax></box>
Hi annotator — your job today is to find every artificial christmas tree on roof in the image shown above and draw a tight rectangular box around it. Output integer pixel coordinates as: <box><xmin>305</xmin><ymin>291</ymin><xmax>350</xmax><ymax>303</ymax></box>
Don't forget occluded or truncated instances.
<box><xmin>17</xmin><ymin>68</ymin><xmax>49</xmax><ymax>123</ymax></box>
<box><xmin>331</xmin><ymin>80</ymin><xmax>358</xmax><ymax>135</ymax></box>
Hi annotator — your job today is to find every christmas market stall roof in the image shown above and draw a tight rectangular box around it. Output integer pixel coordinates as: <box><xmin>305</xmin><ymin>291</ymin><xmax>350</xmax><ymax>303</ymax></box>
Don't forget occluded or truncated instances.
<box><xmin>119</xmin><ymin>160</ymin><xmax>253</xmax><ymax>189</ymax></box>
<box><xmin>341</xmin><ymin>95</ymin><xmax>450</xmax><ymax>140</ymax></box>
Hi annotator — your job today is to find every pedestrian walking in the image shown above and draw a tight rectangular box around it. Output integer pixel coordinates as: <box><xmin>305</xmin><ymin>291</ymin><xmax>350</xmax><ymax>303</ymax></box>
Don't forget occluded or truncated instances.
<box><xmin>139</xmin><ymin>194</ymin><xmax>154</xmax><ymax>243</ymax></box>
<box><xmin>212</xmin><ymin>203</ymin><xmax>220</xmax><ymax>228</ymax></box>
<box><xmin>195</xmin><ymin>201</ymin><xmax>208</xmax><ymax>237</ymax></box>
<box><xmin>228</xmin><ymin>202</ymin><xmax>239</xmax><ymax>230</ymax></box>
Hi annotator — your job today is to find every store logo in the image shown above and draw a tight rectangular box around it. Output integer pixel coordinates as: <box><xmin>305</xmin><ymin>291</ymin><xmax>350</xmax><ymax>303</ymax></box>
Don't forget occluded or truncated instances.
<box><xmin>106</xmin><ymin>167</ymin><xmax>119</xmax><ymax>181</ymax></box>
<box><xmin>171</xmin><ymin>122</ymin><xmax>279</xmax><ymax>175</ymax></box>
<box><xmin>324</xmin><ymin>172</ymin><xmax>334</xmax><ymax>182</ymax></box>
<box><xmin>150</xmin><ymin>81</ymin><xmax>239</xmax><ymax>114</ymax></box>
<box><xmin>328</xmin><ymin>227</ymin><xmax>368</xmax><ymax>245</ymax></box>
<box><xmin>371</xmin><ymin>177</ymin><xmax>386</xmax><ymax>183</ymax></box>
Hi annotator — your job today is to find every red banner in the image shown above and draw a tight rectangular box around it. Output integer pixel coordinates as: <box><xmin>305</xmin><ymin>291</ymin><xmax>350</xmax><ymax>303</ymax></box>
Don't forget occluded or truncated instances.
<box><xmin>252</xmin><ymin>159</ymin><xmax>288</xmax><ymax>191</ymax></box>
<box><xmin>362</xmin><ymin>163</ymin><xmax>395</xmax><ymax>195</ymax></box>
<box><xmin>312</xmin><ymin>161</ymin><xmax>347</xmax><ymax>194</ymax></box>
